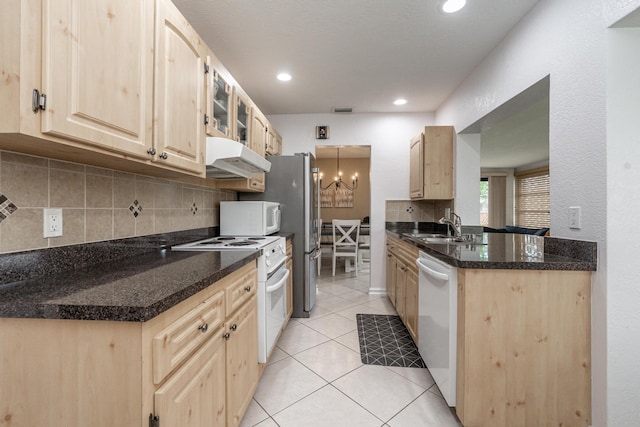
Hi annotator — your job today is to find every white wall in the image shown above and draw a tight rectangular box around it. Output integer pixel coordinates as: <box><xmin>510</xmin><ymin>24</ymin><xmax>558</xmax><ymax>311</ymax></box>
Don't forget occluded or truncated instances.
<box><xmin>435</xmin><ymin>0</ymin><xmax>640</xmax><ymax>425</ymax></box>
<box><xmin>268</xmin><ymin>113</ymin><xmax>434</xmax><ymax>293</ymax></box>
<box><xmin>607</xmin><ymin>26</ymin><xmax>640</xmax><ymax>425</ymax></box>
<box><xmin>455</xmin><ymin>134</ymin><xmax>481</xmax><ymax>224</ymax></box>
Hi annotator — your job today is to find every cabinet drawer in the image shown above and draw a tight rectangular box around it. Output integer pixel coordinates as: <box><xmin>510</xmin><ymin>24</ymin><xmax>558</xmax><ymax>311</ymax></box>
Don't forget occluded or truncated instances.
<box><xmin>226</xmin><ymin>268</ymin><xmax>258</xmax><ymax>317</ymax></box>
<box><xmin>154</xmin><ymin>327</ymin><xmax>226</xmax><ymax>427</ymax></box>
<box><xmin>152</xmin><ymin>290</ymin><xmax>225</xmax><ymax>384</ymax></box>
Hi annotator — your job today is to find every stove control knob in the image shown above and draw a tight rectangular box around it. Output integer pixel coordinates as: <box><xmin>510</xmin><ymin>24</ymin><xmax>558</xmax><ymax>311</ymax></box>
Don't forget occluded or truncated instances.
<box><xmin>266</xmin><ymin>259</ymin><xmax>272</xmax><ymax>267</ymax></box>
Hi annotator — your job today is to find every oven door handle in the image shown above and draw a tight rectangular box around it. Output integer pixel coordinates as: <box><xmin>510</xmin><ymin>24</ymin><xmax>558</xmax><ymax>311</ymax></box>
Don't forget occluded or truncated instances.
<box><xmin>266</xmin><ymin>268</ymin><xmax>290</xmax><ymax>293</ymax></box>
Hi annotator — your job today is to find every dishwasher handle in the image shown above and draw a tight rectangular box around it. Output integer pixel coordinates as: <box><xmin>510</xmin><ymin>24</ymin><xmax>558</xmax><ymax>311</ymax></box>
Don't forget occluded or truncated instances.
<box><xmin>416</xmin><ymin>258</ymin><xmax>450</xmax><ymax>281</ymax></box>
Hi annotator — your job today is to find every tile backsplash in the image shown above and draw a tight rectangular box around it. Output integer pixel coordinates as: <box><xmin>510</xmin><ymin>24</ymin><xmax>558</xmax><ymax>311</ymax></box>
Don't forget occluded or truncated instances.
<box><xmin>385</xmin><ymin>199</ymin><xmax>454</xmax><ymax>223</ymax></box>
<box><xmin>0</xmin><ymin>150</ymin><xmax>237</xmax><ymax>254</ymax></box>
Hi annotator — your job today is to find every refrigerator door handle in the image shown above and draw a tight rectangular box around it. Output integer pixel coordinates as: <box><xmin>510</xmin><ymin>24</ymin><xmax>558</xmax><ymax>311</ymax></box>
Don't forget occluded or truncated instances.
<box><xmin>313</xmin><ymin>167</ymin><xmax>321</xmax><ymax>251</ymax></box>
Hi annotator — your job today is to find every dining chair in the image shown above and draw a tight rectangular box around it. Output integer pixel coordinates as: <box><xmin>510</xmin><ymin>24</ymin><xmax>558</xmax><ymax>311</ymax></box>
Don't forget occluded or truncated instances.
<box><xmin>332</xmin><ymin>219</ymin><xmax>361</xmax><ymax>276</ymax></box>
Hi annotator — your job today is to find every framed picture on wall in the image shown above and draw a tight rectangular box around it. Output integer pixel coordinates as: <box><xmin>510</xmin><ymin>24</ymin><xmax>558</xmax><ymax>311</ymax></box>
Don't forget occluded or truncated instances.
<box><xmin>316</xmin><ymin>126</ymin><xmax>329</xmax><ymax>139</ymax></box>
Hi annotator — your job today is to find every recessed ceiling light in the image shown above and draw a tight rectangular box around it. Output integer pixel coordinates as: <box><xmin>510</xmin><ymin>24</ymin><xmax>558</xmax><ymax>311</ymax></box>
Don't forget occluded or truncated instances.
<box><xmin>393</xmin><ymin>98</ymin><xmax>407</xmax><ymax>106</ymax></box>
<box><xmin>440</xmin><ymin>0</ymin><xmax>466</xmax><ymax>13</ymax></box>
<box><xmin>277</xmin><ymin>73</ymin><xmax>292</xmax><ymax>82</ymax></box>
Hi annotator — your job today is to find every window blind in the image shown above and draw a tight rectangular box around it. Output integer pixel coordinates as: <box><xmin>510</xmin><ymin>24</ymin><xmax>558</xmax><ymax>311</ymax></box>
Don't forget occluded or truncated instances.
<box><xmin>515</xmin><ymin>167</ymin><xmax>550</xmax><ymax>228</ymax></box>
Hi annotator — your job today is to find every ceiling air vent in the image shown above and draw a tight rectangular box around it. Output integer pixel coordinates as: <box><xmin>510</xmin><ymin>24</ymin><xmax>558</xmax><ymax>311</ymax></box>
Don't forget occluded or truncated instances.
<box><xmin>332</xmin><ymin>107</ymin><xmax>353</xmax><ymax>113</ymax></box>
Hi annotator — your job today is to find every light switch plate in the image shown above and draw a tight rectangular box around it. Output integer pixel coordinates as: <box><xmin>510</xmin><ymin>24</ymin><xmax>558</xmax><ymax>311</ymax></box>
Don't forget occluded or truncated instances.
<box><xmin>568</xmin><ymin>206</ymin><xmax>581</xmax><ymax>229</ymax></box>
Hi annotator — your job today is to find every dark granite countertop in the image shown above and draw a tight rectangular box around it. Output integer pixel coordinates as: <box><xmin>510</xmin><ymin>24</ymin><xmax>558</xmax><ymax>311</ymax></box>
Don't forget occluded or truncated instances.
<box><xmin>0</xmin><ymin>228</ymin><xmax>260</xmax><ymax>322</ymax></box>
<box><xmin>386</xmin><ymin>222</ymin><xmax>597</xmax><ymax>271</ymax></box>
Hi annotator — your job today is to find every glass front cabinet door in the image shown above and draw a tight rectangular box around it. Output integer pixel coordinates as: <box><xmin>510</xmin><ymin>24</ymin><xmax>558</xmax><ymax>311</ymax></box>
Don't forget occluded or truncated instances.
<box><xmin>235</xmin><ymin>94</ymin><xmax>251</xmax><ymax>146</ymax></box>
<box><xmin>205</xmin><ymin>59</ymin><xmax>233</xmax><ymax>138</ymax></box>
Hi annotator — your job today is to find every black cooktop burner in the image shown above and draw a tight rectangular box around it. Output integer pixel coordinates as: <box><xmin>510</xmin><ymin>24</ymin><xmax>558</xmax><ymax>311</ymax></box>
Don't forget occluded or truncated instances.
<box><xmin>214</xmin><ymin>237</ymin><xmax>236</xmax><ymax>241</ymax></box>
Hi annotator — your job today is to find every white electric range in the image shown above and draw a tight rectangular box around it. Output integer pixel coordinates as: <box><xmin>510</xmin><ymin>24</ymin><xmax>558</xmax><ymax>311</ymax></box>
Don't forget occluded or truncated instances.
<box><xmin>172</xmin><ymin>235</ymin><xmax>289</xmax><ymax>363</ymax></box>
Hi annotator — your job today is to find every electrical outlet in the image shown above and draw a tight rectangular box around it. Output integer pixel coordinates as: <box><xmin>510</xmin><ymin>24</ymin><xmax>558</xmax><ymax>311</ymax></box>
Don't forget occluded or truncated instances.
<box><xmin>43</xmin><ymin>208</ymin><xmax>63</xmax><ymax>238</ymax></box>
<box><xmin>568</xmin><ymin>206</ymin><xmax>581</xmax><ymax>230</ymax></box>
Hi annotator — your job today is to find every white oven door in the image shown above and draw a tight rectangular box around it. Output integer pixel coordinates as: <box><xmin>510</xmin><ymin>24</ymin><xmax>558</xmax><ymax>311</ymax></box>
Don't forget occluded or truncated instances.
<box><xmin>259</xmin><ymin>263</ymin><xmax>289</xmax><ymax>362</ymax></box>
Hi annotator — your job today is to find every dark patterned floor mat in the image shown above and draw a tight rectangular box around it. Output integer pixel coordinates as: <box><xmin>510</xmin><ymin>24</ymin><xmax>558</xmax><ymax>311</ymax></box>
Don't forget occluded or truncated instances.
<box><xmin>356</xmin><ymin>314</ymin><xmax>426</xmax><ymax>368</ymax></box>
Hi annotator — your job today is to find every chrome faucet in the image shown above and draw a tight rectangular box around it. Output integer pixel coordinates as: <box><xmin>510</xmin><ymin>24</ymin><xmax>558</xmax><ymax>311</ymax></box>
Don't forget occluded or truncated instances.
<box><xmin>438</xmin><ymin>212</ymin><xmax>462</xmax><ymax>238</ymax></box>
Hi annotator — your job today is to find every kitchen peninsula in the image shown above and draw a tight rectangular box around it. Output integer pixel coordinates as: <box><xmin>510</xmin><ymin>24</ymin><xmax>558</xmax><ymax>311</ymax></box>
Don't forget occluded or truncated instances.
<box><xmin>386</xmin><ymin>222</ymin><xmax>596</xmax><ymax>427</ymax></box>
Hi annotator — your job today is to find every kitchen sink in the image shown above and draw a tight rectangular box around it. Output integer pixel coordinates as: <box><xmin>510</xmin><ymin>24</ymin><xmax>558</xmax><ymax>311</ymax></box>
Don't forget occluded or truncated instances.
<box><xmin>403</xmin><ymin>233</ymin><xmax>449</xmax><ymax>239</ymax></box>
<box><xmin>403</xmin><ymin>233</ymin><xmax>486</xmax><ymax>245</ymax></box>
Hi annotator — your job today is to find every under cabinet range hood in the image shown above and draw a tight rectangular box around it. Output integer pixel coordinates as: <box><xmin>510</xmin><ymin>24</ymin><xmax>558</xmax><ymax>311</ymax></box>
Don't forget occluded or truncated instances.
<box><xmin>205</xmin><ymin>137</ymin><xmax>271</xmax><ymax>179</ymax></box>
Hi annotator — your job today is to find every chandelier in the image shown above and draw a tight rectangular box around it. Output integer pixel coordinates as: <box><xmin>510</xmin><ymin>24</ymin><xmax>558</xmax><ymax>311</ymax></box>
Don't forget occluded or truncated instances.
<box><xmin>319</xmin><ymin>147</ymin><xmax>358</xmax><ymax>191</ymax></box>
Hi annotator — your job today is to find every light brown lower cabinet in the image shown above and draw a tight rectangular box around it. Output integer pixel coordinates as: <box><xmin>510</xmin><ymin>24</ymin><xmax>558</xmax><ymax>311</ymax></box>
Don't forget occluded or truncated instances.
<box><xmin>386</xmin><ymin>248</ymin><xmax>397</xmax><ymax>306</ymax></box>
<box><xmin>386</xmin><ymin>234</ymin><xmax>419</xmax><ymax>343</ymax></box>
<box><xmin>404</xmin><ymin>267</ymin><xmax>419</xmax><ymax>341</ymax></box>
<box><xmin>456</xmin><ymin>268</ymin><xmax>591</xmax><ymax>427</ymax></box>
<box><xmin>225</xmin><ymin>296</ymin><xmax>259</xmax><ymax>427</ymax></box>
<box><xmin>0</xmin><ymin>262</ymin><xmax>259</xmax><ymax>427</ymax></box>
<box><xmin>154</xmin><ymin>327</ymin><xmax>227</xmax><ymax>426</ymax></box>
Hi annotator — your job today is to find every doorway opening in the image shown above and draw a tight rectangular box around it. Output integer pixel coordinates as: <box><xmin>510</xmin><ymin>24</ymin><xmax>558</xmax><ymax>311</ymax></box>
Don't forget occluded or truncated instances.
<box><xmin>315</xmin><ymin>145</ymin><xmax>371</xmax><ymax>283</ymax></box>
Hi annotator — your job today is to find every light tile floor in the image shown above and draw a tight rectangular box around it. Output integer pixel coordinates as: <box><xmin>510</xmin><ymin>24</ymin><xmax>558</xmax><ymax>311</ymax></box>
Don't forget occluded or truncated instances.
<box><xmin>240</xmin><ymin>261</ymin><xmax>463</xmax><ymax>427</ymax></box>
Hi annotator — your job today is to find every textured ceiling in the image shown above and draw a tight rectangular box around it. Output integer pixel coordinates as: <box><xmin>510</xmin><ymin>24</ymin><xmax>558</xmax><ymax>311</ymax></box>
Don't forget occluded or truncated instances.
<box><xmin>171</xmin><ymin>0</ymin><xmax>542</xmax><ymax>115</ymax></box>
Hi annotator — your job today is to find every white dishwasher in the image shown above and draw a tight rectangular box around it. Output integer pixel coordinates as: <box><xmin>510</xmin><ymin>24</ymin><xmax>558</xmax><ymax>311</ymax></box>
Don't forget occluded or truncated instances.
<box><xmin>416</xmin><ymin>250</ymin><xmax>458</xmax><ymax>407</ymax></box>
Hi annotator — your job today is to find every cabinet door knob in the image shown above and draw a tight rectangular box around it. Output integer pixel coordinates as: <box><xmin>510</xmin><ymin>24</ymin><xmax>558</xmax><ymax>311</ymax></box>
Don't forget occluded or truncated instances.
<box><xmin>147</xmin><ymin>147</ymin><xmax>156</xmax><ymax>155</ymax></box>
<box><xmin>159</xmin><ymin>152</ymin><xmax>168</xmax><ymax>159</ymax></box>
<box><xmin>198</xmin><ymin>323</ymin><xmax>208</xmax><ymax>333</ymax></box>
<box><xmin>223</xmin><ymin>332</ymin><xmax>231</xmax><ymax>341</ymax></box>
<box><xmin>244</xmin><ymin>285</ymin><xmax>252</xmax><ymax>292</ymax></box>
<box><xmin>230</xmin><ymin>324</ymin><xmax>238</xmax><ymax>331</ymax></box>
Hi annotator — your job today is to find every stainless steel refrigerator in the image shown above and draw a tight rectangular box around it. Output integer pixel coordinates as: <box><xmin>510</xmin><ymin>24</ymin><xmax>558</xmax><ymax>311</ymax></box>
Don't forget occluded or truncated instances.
<box><xmin>240</xmin><ymin>153</ymin><xmax>320</xmax><ymax>318</ymax></box>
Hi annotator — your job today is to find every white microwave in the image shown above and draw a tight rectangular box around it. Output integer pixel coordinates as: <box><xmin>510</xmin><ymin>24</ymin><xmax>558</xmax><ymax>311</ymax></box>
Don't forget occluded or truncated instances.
<box><xmin>220</xmin><ymin>201</ymin><xmax>281</xmax><ymax>236</ymax></box>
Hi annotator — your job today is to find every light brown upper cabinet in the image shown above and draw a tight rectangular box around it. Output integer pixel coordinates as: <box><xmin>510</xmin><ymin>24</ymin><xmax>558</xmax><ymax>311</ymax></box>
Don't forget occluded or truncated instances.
<box><xmin>1</xmin><ymin>0</ymin><xmax>279</xmax><ymax>182</ymax></box>
<box><xmin>205</xmin><ymin>60</ymin><xmax>234</xmax><ymax>139</ymax></box>
<box><xmin>1</xmin><ymin>0</ymin><xmax>207</xmax><ymax>177</ymax></box>
<box><xmin>152</xmin><ymin>0</ymin><xmax>206</xmax><ymax>175</ymax></box>
<box><xmin>39</xmin><ymin>0</ymin><xmax>154</xmax><ymax>159</ymax></box>
<box><xmin>249</xmin><ymin>107</ymin><xmax>268</xmax><ymax>159</ymax></box>
<box><xmin>266</xmin><ymin>125</ymin><xmax>282</xmax><ymax>156</ymax></box>
<box><xmin>235</xmin><ymin>92</ymin><xmax>252</xmax><ymax>147</ymax></box>
<box><xmin>0</xmin><ymin>0</ymin><xmax>155</xmax><ymax>162</ymax></box>
<box><xmin>409</xmin><ymin>126</ymin><xmax>454</xmax><ymax>200</ymax></box>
